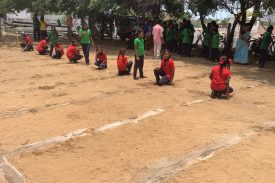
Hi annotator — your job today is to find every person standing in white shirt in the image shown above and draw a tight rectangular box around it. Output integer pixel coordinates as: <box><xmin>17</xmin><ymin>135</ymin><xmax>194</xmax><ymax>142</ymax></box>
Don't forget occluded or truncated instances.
<box><xmin>152</xmin><ymin>21</ymin><xmax>164</xmax><ymax>60</ymax></box>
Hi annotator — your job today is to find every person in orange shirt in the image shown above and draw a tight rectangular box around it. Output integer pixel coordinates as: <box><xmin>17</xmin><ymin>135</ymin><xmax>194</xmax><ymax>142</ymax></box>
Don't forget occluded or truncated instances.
<box><xmin>20</xmin><ymin>33</ymin><xmax>34</xmax><ymax>51</ymax></box>
<box><xmin>154</xmin><ymin>49</ymin><xmax>175</xmax><ymax>86</ymax></box>
<box><xmin>52</xmin><ymin>42</ymin><xmax>64</xmax><ymax>59</ymax></box>
<box><xmin>117</xmin><ymin>48</ymin><xmax>133</xmax><ymax>76</ymax></box>
<box><xmin>94</xmin><ymin>46</ymin><xmax>107</xmax><ymax>70</ymax></box>
<box><xmin>66</xmin><ymin>41</ymin><xmax>83</xmax><ymax>63</ymax></box>
<box><xmin>36</xmin><ymin>39</ymin><xmax>49</xmax><ymax>55</ymax></box>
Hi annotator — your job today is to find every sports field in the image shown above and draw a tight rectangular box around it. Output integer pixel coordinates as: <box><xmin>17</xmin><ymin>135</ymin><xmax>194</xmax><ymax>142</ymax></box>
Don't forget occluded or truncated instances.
<box><xmin>0</xmin><ymin>41</ymin><xmax>275</xmax><ymax>183</ymax></box>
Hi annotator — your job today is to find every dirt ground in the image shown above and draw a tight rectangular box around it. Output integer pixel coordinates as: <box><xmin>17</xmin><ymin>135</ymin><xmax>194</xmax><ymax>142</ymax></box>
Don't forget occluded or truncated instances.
<box><xmin>0</xmin><ymin>40</ymin><xmax>275</xmax><ymax>183</ymax></box>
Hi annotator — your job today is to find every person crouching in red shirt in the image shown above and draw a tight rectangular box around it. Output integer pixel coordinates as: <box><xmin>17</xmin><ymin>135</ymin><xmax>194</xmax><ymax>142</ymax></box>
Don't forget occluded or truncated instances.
<box><xmin>52</xmin><ymin>42</ymin><xmax>64</xmax><ymax>59</ymax></box>
<box><xmin>20</xmin><ymin>33</ymin><xmax>34</xmax><ymax>51</ymax></box>
<box><xmin>36</xmin><ymin>39</ymin><xmax>49</xmax><ymax>55</ymax></box>
<box><xmin>154</xmin><ymin>49</ymin><xmax>175</xmax><ymax>86</ymax></box>
<box><xmin>117</xmin><ymin>48</ymin><xmax>133</xmax><ymax>76</ymax></box>
<box><xmin>66</xmin><ymin>41</ymin><xmax>83</xmax><ymax>63</ymax></box>
<box><xmin>94</xmin><ymin>46</ymin><xmax>107</xmax><ymax>70</ymax></box>
<box><xmin>209</xmin><ymin>56</ymin><xmax>233</xmax><ymax>99</ymax></box>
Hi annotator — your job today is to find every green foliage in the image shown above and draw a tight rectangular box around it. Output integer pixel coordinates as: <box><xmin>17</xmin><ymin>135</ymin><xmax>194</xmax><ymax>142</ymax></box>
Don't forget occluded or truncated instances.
<box><xmin>188</xmin><ymin>0</ymin><xmax>218</xmax><ymax>18</ymax></box>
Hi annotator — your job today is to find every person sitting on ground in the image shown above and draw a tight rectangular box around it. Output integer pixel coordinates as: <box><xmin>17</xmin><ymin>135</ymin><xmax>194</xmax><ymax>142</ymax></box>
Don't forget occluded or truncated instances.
<box><xmin>20</xmin><ymin>33</ymin><xmax>34</xmax><ymax>51</ymax></box>
<box><xmin>117</xmin><ymin>48</ymin><xmax>133</xmax><ymax>76</ymax></box>
<box><xmin>94</xmin><ymin>46</ymin><xmax>107</xmax><ymax>70</ymax></box>
<box><xmin>209</xmin><ymin>56</ymin><xmax>233</xmax><ymax>99</ymax></box>
<box><xmin>36</xmin><ymin>39</ymin><xmax>49</xmax><ymax>55</ymax></box>
<box><xmin>154</xmin><ymin>49</ymin><xmax>175</xmax><ymax>86</ymax></box>
<box><xmin>52</xmin><ymin>42</ymin><xmax>64</xmax><ymax>59</ymax></box>
<box><xmin>258</xmin><ymin>25</ymin><xmax>274</xmax><ymax>68</ymax></box>
<box><xmin>66</xmin><ymin>41</ymin><xmax>83</xmax><ymax>63</ymax></box>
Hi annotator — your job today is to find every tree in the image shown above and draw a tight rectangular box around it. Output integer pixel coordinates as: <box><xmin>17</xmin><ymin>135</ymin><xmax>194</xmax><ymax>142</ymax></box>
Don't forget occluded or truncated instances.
<box><xmin>189</xmin><ymin>0</ymin><xmax>218</xmax><ymax>30</ymax></box>
<box><xmin>189</xmin><ymin>0</ymin><xmax>275</xmax><ymax>56</ymax></box>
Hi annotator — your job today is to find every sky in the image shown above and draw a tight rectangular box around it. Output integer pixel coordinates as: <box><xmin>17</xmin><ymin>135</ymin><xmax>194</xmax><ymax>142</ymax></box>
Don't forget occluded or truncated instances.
<box><xmin>207</xmin><ymin>10</ymin><xmax>232</xmax><ymax>20</ymax></box>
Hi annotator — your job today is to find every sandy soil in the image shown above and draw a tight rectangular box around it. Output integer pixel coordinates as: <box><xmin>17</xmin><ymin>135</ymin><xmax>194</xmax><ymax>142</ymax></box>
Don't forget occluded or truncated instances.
<box><xmin>0</xmin><ymin>40</ymin><xmax>275</xmax><ymax>183</ymax></box>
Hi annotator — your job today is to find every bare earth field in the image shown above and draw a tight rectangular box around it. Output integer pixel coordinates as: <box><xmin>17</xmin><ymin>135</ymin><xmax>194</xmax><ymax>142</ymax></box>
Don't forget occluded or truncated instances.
<box><xmin>0</xmin><ymin>40</ymin><xmax>275</xmax><ymax>183</ymax></box>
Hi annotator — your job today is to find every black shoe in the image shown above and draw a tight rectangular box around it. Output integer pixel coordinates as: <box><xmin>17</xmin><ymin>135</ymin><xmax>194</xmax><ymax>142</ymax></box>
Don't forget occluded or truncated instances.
<box><xmin>211</xmin><ymin>91</ymin><xmax>216</xmax><ymax>99</ymax></box>
<box><xmin>140</xmin><ymin>76</ymin><xmax>147</xmax><ymax>79</ymax></box>
<box><xmin>133</xmin><ymin>77</ymin><xmax>138</xmax><ymax>80</ymax></box>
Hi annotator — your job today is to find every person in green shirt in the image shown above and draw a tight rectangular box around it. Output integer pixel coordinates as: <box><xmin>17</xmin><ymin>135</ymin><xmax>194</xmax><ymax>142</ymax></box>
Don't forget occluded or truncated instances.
<box><xmin>33</xmin><ymin>14</ymin><xmax>40</xmax><ymax>41</ymax></box>
<box><xmin>177</xmin><ymin>22</ymin><xmax>184</xmax><ymax>54</ymax></box>
<box><xmin>259</xmin><ymin>25</ymin><xmax>274</xmax><ymax>68</ymax></box>
<box><xmin>180</xmin><ymin>24</ymin><xmax>192</xmax><ymax>57</ymax></box>
<box><xmin>133</xmin><ymin>29</ymin><xmax>146</xmax><ymax>80</ymax></box>
<box><xmin>48</xmin><ymin>26</ymin><xmax>58</xmax><ymax>57</ymax></box>
<box><xmin>202</xmin><ymin>23</ymin><xmax>211</xmax><ymax>58</ymax></box>
<box><xmin>165</xmin><ymin>24</ymin><xmax>175</xmax><ymax>52</ymax></box>
<box><xmin>79</xmin><ymin>24</ymin><xmax>94</xmax><ymax>65</ymax></box>
<box><xmin>210</xmin><ymin>28</ymin><xmax>222</xmax><ymax>62</ymax></box>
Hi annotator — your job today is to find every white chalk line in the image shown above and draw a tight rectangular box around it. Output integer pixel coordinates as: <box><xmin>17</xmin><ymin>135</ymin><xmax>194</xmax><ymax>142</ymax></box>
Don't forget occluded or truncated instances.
<box><xmin>0</xmin><ymin>87</ymin><xmax>135</xmax><ymax>120</ymax></box>
<box><xmin>0</xmin><ymin>129</ymin><xmax>88</xmax><ymax>157</ymax></box>
<box><xmin>95</xmin><ymin>99</ymin><xmax>208</xmax><ymax>132</ymax></box>
<box><xmin>95</xmin><ymin>109</ymin><xmax>165</xmax><ymax>132</ymax></box>
<box><xmin>137</xmin><ymin>121</ymin><xmax>275</xmax><ymax>183</ymax></box>
<box><xmin>0</xmin><ymin>98</ymin><xmax>208</xmax><ymax>183</ymax></box>
<box><xmin>0</xmin><ymin>157</ymin><xmax>24</xmax><ymax>183</ymax></box>
<box><xmin>1</xmin><ymin>98</ymin><xmax>208</xmax><ymax>158</ymax></box>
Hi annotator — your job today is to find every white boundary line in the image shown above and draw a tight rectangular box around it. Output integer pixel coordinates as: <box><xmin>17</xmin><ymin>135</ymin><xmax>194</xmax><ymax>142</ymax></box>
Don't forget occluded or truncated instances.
<box><xmin>137</xmin><ymin>122</ymin><xmax>275</xmax><ymax>183</ymax></box>
<box><xmin>1</xmin><ymin>99</ymin><xmax>208</xmax><ymax>157</ymax></box>
<box><xmin>1</xmin><ymin>128</ymin><xmax>87</xmax><ymax>157</ymax></box>
<box><xmin>0</xmin><ymin>98</ymin><xmax>208</xmax><ymax>183</ymax></box>
<box><xmin>95</xmin><ymin>109</ymin><xmax>165</xmax><ymax>132</ymax></box>
<box><xmin>0</xmin><ymin>157</ymin><xmax>24</xmax><ymax>183</ymax></box>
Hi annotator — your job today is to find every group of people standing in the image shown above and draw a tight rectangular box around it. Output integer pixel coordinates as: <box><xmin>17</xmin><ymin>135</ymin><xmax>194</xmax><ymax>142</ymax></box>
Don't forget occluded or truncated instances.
<box><xmin>234</xmin><ymin>24</ymin><xmax>274</xmax><ymax>68</ymax></box>
<box><xmin>33</xmin><ymin>15</ymin><xmax>48</xmax><ymax>41</ymax></box>
<box><xmin>151</xmin><ymin>19</ymin><xmax>223</xmax><ymax>63</ymax></box>
<box><xmin>150</xmin><ymin>18</ymin><xmax>274</xmax><ymax>68</ymax></box>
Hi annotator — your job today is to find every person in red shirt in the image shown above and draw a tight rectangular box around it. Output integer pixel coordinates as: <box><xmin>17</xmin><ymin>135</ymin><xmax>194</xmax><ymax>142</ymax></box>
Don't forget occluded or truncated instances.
<box><xmin>94</xmin><ymin>46</ymin><xmax>107</xmax><ymax>70</ymax></box>
<box><xmin>66</xmin><ymin>41</ymin><xmax>83</xmax><ymax>63</ymax></box>
<box><xmin>209</xmin><ymin>56</ymin><xmax>233</xmax><ymax>99</ymax></box>
<box><xmin>154</xmin><ymin>49</ymin><xmax>175</xmax><ymax>86</ymax></box>
<box><xmin>52</xmin><ymin>42</ymin><xmax>64</xmax><ymax>59</ymax></box>
<box><xmin>20</xmin><ymin>33</ymin><xmax>33</xmax><ymax>51</ymax></box>
<box><xmin>117</xmin><ymin>48</ymin><xmax>133</xmax><ymax>76</ymax></box>
<box><xmin>36</xmin><ymin>39</ymin><xmax>49</xmax><ymax>55</ymax></box>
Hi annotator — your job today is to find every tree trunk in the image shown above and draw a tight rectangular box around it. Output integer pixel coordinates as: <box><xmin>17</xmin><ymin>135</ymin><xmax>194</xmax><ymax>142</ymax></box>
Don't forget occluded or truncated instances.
<box><xmin>88</xmin><ymin>16</ymin><xmax>93</xmax><ymax>31</ymax></box>
<box><xmin>67</xmin><ymin>15</ymin><xmax>72</xmax><ymax>40</ymax></box>
<box><xmin>225</xmin><ymin>15</ymin><xmax>241</xmax><ymax>57</ymax></box>
<box><xmin>0</xmin><ymin>18</ymin><xmax>2</xmax><ymax>41</ymax></box>
<box><xmin>240</xmin><ymin>1</ymin><xmax>247</xmax><ymax>31</ymax></box>
<box><xmin>154</xmin><ymin>0</ymin><xmax>161</xmax><ymax>21</ymax></box>
<box><xmin>100</xmin><ymin>21</ymin><xmax>107</xmax><ymax>40</ymax></box>
<box><xmin>249</xmin><ymin>0</ymin><xmax>262</xmax><ymax>27</ymax></box>
<box><xmin>81</xmin><ymin>18</ymin><xmax>86</xmax><ymax>26</ymax></box>
<box><xmin>109</xmin><ymin>18</ymin><xmax>114</xmax><ymax>40</ymax></box>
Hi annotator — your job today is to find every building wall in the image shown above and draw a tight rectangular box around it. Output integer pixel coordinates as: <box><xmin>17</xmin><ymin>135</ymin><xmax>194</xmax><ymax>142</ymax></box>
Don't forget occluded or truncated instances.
<box><xmin>7</xmin><ymin>10</ymin><xmax>65</xmax><ymax>24</ymax></box>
